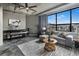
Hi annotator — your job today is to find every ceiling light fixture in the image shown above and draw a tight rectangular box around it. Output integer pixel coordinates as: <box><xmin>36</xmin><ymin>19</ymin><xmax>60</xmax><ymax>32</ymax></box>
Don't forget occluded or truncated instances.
<box><xmin>26</xmin><ymin>7</ymin><xmax>29</xmax><ymax>10</ymax></box>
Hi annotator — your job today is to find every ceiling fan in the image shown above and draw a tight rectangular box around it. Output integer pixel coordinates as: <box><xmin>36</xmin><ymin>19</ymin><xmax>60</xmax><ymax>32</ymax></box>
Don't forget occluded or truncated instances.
<box><xmin>14</xmin><ymin>3</ymin><xmax>37</xmax><ymax>13</ymax></box>
<box><xmin>20</xmin><ymin>3</ymin><xmax>37</xmax><ymax>12</ymax></box>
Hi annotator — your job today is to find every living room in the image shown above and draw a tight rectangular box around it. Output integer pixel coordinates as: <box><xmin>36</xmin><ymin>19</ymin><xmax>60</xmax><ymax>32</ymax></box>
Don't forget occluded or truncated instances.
<box><xmin>0</xmin><ymin>3</ymin><xmax>79</xmax><ymax>56</ymax></box>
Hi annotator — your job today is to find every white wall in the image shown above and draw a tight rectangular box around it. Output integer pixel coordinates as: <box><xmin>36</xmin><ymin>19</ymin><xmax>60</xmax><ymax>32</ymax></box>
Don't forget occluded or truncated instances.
<box><xmin>26</xmin><ymin>15</ymin><xmax>38</xmax><ymax>34</ymax></box>
<box><xmin>0</xmin><ymin>5</ymin><xmax>3</xmax><ymax>45</ymax></box>
<box><xmin>3</xmin><ymin>10</ymin><xmax>39</xmax><ymax>34</ymax></box>
<box><xmin>3</xmin><ymin>11</ymin><xmax>26</xmax><ymax>30</ymax></box>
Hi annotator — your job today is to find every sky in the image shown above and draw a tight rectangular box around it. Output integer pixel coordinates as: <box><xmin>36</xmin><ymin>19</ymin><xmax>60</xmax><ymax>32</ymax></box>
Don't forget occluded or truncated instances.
<box><xmin>72</xmin><ymin>8</ymin><xmax>79</xmax><ymax>23</ymax></box>
<box><xmin>48</xmin><ymin>8</ymin><xmax>79</xmax><ymax>24</ymax></box>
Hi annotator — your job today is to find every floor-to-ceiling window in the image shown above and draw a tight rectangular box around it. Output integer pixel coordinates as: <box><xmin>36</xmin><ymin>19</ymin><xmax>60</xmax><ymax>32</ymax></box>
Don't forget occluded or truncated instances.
<box><xmin>48</xmin><ymin>14</ymin><xmax>56</xmax><ymax>30</ymax></box>
<box><xmin>47</xmin><ymin>7</ymin><xmax>79</xmax><ymax>32</ymax></box>
<box><xmin>57</xmin><ymin>11</ymin><xmax>70</xmax><ymax>31</ymax></box>
<box><xmin>72</xmin><ymin>8</ymin><xmax>79</xmax><ymax>32</ymax></box>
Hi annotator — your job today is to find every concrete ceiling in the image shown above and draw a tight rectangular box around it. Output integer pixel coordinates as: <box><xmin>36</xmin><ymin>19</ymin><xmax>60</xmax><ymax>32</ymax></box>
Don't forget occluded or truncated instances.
<box><xmin>2</xmin><ymin>3</ymin><xmax>62</xmax><ymax>15</ymax></box>
<box><xmin>2</xmin><ymin>3</ymin><xmax>79</xmax><ymax>15</ymax></box>
<box><xmin>42</xmin><ymin>3</ymin><xmax>79</xmax><ymax>15</ymax></box>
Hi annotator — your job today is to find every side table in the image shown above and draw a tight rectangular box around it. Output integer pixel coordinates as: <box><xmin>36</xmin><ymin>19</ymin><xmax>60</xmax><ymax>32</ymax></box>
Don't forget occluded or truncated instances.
<box><xmin>74</xmin><ymin>40</ymin><xmax>79</xmax><ymax>48</ymax></box>
<box><xmin>39</xmin><ymin>35</ymin><xmax>48</xmax><ymax>42</ymax></box>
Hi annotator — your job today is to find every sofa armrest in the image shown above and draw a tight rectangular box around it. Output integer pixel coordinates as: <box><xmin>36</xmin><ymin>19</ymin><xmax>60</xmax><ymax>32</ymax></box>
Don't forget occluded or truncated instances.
<box><xmin>66</xmin><ymin>35</ymin><xmax>73</xmax><ymax>41</ymax></box>
<box><xmin>65</xmin><ymin>35</ymin><xmax>74</xmax><ymax>47</ymax></box>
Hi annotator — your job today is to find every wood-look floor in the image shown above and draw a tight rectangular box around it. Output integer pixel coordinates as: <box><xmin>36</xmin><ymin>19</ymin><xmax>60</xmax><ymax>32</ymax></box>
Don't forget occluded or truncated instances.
<box><xmin>0</xmin><ymin>37</ymin><xmax>79</xmax><ymax>56</ymax></box>
<box><xmin>0</xmin><ymin>37</ymin><xmax>36</xmax><ymax>56</ymax></box>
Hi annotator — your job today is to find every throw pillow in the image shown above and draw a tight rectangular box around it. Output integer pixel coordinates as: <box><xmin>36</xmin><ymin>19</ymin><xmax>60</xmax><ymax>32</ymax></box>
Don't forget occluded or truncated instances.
<box><xmin>58</xmin><ymin>32</ymin><xmax>67</xmax><ymax>38</ymax></box>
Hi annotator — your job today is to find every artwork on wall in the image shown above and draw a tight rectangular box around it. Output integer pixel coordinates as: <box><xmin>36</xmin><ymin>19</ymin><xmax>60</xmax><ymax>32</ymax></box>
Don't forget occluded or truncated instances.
<box><xmin>9</xmin><ymin>19</ymin><xmax>21</xmax><ymax>30</ymax></box>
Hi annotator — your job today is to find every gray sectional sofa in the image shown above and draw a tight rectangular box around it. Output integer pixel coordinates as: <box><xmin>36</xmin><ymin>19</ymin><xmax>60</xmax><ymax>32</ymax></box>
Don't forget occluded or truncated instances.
<box><xmin>52</xmin><ymin>31</ymin><xmax>77</xmax><ymax>47</ymax></box>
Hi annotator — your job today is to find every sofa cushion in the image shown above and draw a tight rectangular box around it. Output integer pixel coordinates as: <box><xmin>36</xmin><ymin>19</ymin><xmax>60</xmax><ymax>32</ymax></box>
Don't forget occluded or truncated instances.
<box><xmin>58</xmin><ymin>32</ymin><xmax>67</xmax><ymax>38</ymax></box>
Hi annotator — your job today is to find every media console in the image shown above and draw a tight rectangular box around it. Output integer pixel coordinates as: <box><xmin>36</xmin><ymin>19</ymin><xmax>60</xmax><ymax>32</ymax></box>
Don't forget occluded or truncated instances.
<box><xmin>3</xmin><ymin>29</ymin><xmax>28</xmax><ymax>39</ymax></box>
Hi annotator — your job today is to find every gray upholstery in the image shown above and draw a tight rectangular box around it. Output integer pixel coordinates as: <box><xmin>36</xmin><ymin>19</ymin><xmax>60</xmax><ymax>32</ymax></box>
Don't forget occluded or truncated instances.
<box><xmin>54</xmin><ymin>36</ymin><xmax>65</xmax><ymax>45</ymax></box>
<box><xmin>65</xmin><ymin>37</ymin><xmax>74</xmax><ymax>48</ymax></box>
<box><xmin>53</xmin><ymin>31</ymin><xmax>75</xmax><ymax>47</ymax></box>
<box><xmin>66</xmin><ymin>32</ymin><xmax>78</xmax><ymax>39</ymax></box>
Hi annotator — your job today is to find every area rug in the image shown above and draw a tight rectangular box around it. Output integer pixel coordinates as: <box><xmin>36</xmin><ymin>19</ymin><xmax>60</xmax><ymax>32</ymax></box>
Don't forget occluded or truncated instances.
<box><xmin>18</xmin><ymin>39</ymin><xmax>79</xmax><ymax>56</ymax></box>
<box><xmin>18</xmin><ymin>39</ymin><xmax>54</xmax><ymax>56</ymax></box>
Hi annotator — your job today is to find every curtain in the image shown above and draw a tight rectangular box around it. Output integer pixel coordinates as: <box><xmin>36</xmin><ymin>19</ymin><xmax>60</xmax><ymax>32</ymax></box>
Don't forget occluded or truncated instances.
<box><xmin>38</xmin><ymin>15</ymin><xmax>48</xmax><ymax>33</ymax></box>
<box><xmin>39</xmin><ymin>15</ymin><xmax>48</xmax><ymax>29</ymax></box>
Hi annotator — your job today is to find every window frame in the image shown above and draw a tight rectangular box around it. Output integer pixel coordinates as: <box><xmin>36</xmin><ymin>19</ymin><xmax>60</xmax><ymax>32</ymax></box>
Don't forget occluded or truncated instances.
<box><xmin>47</xmin><ymin>7</ymin><xmax>79</xmax><ymax>32</ymax></box>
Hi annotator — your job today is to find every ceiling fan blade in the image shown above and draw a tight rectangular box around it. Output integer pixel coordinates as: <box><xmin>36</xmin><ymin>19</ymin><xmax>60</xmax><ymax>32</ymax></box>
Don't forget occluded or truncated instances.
<box><xmin>13</xmin><ymin>3</ymin><xmax>24</xmax><ymax>7</ymax></box>
<box><xmin>13</xmin><ymin>3</ymin><xmax>25</xmax><ymax>11</ymax></box>
<box><xmin>25</xmin><ymin>3</ymin><xmax>28</xmax><ymax>7</ymax></box>
<box><xmin>30</xmin><ymin>8</ymin><xmax>37</xmax><ymax>12</ymax></box>
<box><xmin>18</xmin><ymin>4</ymin><xmax>24</xmax><ymax>7</ymax></box>
<box><xmin>19</xmin><ymin>7</ymin><xmax>26</xmax><ymax>10</ymax></box>
<box><xmin>13</xmin><ymin>3</ymin><xmax>18</xmax><ymax>10</ymax></box>
<box><xmin>29</xmin><ymin>5</ymin><xmax>37</xmax><ymax>8</ymax></box>
<box><xmin>14</xmin><ymin>6</ymin><xmax>16</xmax><ymax>10</ymax></box>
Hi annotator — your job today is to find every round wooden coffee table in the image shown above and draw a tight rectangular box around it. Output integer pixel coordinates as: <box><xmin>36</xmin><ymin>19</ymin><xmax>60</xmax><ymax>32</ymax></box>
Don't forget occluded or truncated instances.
<box><xmin>44</xmin><ymin>38</ymin><xmax>57</xmax><ymax>51</ymax></box>
<box><xmin>50</xmin><ymin>38</ymin><xmax>57</xmax><ymax>44</ymax></box>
